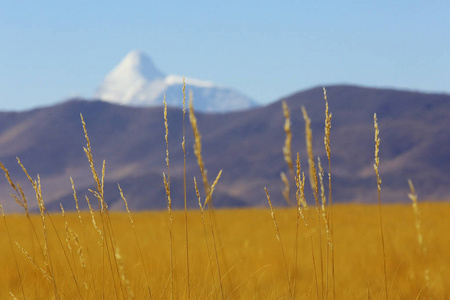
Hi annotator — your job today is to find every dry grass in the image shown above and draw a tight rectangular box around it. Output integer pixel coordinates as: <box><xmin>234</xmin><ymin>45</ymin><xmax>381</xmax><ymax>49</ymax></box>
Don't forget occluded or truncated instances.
<box><xmin>0</xmin><ymin>204</ymin><xmax>449</xmax><ymax>299</ymax></box>
<box><xmin>374</xmin><ymin>113</ymin><xmax>388</xmax><ymax>300</ymax></box>
<box><xmin>0</xmin><ymin>88</ymin><xmax>448</xmax><ymax>299</ymax></box>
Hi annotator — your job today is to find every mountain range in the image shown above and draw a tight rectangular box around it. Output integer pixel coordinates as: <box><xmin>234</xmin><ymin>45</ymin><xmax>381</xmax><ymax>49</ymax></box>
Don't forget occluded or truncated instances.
<box><xmin>94</xmin><ymin>51</ymin><xmax>258</xmax><ymax>113</ymax></box>
<box><xmin>0</xmin><ymin>85</ymin><xmax>449</xmax><ymax>213</ymax></box>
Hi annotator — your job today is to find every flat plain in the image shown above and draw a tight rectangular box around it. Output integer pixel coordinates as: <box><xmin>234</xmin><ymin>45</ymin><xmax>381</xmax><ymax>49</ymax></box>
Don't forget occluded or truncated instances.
<box><xmin>0</xmin><ymin>202</ymin><xmax>449</xmax><ymax>299</ymax></box>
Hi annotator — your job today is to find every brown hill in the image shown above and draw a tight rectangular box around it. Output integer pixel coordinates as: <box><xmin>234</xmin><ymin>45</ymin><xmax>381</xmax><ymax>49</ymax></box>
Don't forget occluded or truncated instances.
<box><xmin>1</xmin><ymin>85</ymin><xmax>449</xmax><ymax>212</ymax></box>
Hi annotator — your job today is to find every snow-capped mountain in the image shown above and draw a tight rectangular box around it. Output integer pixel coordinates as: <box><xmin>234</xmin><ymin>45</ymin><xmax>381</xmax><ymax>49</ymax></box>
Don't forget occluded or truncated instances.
<box><xmin>94</xmin><ymin>51</ymin><xmax>258</xmax><ymax>112</ymax></box>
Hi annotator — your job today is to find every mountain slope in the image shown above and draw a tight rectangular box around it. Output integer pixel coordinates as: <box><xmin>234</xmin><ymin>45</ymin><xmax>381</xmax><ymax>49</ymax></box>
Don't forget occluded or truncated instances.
<box><xmin>1</xmin><ymin>85</ymin><xmax>449</xmax><ymax>212</ymax></box>
<box><xmin>94</xmin><ymin>51</ymin><xmax>258</xmax><ymax>112</ymax></box>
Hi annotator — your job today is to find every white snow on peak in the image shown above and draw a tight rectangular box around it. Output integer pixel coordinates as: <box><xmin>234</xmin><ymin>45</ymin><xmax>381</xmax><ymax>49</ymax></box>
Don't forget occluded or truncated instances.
<box><xmin>115</xmin><ymin>50</ymin><xmax>165</xmax><ymax>80</ymax></box>
<box><xmin>94</xmin><ymin>50</ymin><xmax>258</xmax><ymax>112</ymax></box>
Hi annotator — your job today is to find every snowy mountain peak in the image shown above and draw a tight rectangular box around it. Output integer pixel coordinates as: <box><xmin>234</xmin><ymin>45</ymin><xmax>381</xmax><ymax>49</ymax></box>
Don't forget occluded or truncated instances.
<box><xmin>116</xmin><ymin>50</ymin><xmax>165</xmax><ymax>81</ymax></box>
<box><xmin>94</xmin><ymin>51</ymin><xmax>258</xmax><ymax>112</ymax></box>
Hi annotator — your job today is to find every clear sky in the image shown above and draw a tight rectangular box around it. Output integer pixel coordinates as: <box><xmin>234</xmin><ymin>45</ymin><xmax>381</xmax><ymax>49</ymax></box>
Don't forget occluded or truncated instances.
<box><xmin>0</xmin><ymin>1</ymin><xmax>448</xmax><ymax>111</ymax></box>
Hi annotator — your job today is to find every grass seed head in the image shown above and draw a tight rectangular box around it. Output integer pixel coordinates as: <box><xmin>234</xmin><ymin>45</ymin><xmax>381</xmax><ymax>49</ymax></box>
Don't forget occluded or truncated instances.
<box><xmin>189</xmin><ymin>91</ymin><xmax>210</xmax><ymax>197</ymax></box>
<box><xmin>408</xmin><ymin>179</ymin><xmax>426</xmax><ymax>253</ymax></box>
<box><xmin>323</xmin><ymin>87</ymin><xmax>332</xmax><ymax>161</ymax></box>
<box><xmin>280</xmin><ymin>172</ymin><xmax>291</xmax><ymax>206</ymax></box>
<box><xmin>282</xmin><ymin>101</ymin><xmax>294</xmax><ymax>177</ymax></box>
<box><xmin>374</xmin><ymin>114</ymin><xmax>382</xmax><ymax>190</ymax></box>
<box><xmin>203</xmin><ymin>170</ymin><xmax>223</xmax><ymax>209</ymax></box>
<box><xmin>302</xmin><ymin>107</ymin><xmax>319</xmax><ymax>202</ymax></box>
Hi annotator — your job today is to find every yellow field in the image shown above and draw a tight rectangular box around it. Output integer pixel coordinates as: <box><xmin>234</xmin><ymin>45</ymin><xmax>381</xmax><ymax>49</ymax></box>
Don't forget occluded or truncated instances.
<box><xmin>0</xmin><ymin>202</ymin><xmax>449</xmax><ymax>299</ymax></box>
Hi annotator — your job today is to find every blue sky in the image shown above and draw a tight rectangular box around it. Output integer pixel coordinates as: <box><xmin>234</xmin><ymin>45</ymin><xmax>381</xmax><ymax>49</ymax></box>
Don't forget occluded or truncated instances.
<box><xmin>0</xmin><ymin>1</ymin><xmax>448</xmax><ymax>111</ymax></box>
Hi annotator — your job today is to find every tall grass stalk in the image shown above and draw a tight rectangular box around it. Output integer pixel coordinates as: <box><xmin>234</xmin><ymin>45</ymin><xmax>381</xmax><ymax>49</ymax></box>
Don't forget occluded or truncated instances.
<box><xmin>302</xmin><ymin>106</ymin><xmax>325</xmax><ymax>299</ymax></box>
<box><xmin>281</xmin><ymin>100</ymin><xmax>293</xmax><ymax>206</ymax></box>
<box><xmin>81</xmin><ymin>114</ymin><xmax>123</xmax><ymax>299</ymax></box>
<box><xmin>188</xmin><ymin>91</ymin><xmax>210</xmax><ymax>197</ymax></box>
<box><xmin>281</xmin><ymin>172</ymin><xmax>291</xmax><ymax>206</ymax></box>
<box><xmin>66</xmin><ymin>222</ymin><xmax>86</xmax><ymax>292</ymax></box>
<box><xmin>182</xmin><ymin>77</ymin><xmax>191</xmax><ymax>300</ymax></box>
<box><xmin>407</xmin><ymin>180</ymin><xmax>425</xmax><ymax>255</ymax></box>
<box><xmin>101</xmin><ymin>165</ymin><xmax>128</xmax><ymax>298</ymax></box>
<box><xmin>103</xmin><ymin>178</ymin><xmax>126</xmax><ymax>298</ymax></box>
<box><xmin>282</xmin><ymin>101</ymin><xmax>294</xmax><ymax>178</ymax></box>
<box><xmin>28</xmin><ymin>174</ymin><xmax>84</xmax><ymax>297</ymax></box>
<box><xmin>114</xmin><ymin>245</ymin><xmax>133</xmax><ymax>299</ymax></box>
<box><xmin>85</xmin><ymin>194</ymin><xmax>106</xmax><ymax>298</ymax></box>
<box><xmin>195</xmin><ymin>172</ymin><xmax>224</xmax><ymax>299</ymax></box>
<box><xmin>189</xmin><ymin>93</ymin><xmax>225</xmax><ymax>299</ymax></box>
<box><xmin>194</xmin><ymin>178</ymin><xmax>218</xmax><ymax>296</ymax></box>
<box><xmin>205</xmin><ymin>171</ymin><xmax>224</xmax><ymax>299</ymax></box>
<box><xmin>14</xmin><ymin>241</ymin><xmax>53</xmax><ymax>283</ymax></box>
<box><xmin>318</xmin><ymin>158</ymin><xmax>331</xmax><ymax>298</ymax></box>
<box><xmin>374</xmin><ymin>113</ymin><xmax>388</xmax><ymax>300</ymax></box>
<box><xmin>71</xmin><ymin>178</ymin><xmax>99</xmax><ymax>298</ymax></box>
<box><xmin>81</xmin><ymin>114</ymin><xmax>106</xmax><ymax>298</ymax></box>
<box><xmin>265</xmin><ymin>187</ymin><xmax>293</xmax><ymax>299</ymax></box>
<box><xmin>96</xmin><ymin>182</ymin><xmax>123</xmax><ymax>299</ymax></box>
<box><xmin>323</xmin><ymin>87</ymin><xmax>335</xmax><ymax>300</ymax></box>
<box><xmin>16</xmin><ymin>162</ymin><xmax>65</xmax><ymax>295</ymax></box>
<box><xmin>119</xmin><ymin>184</ymin><xmax>152</xmax><ymax>298</ymax></box>
<box><xmin>281</xmin><ymin>100</ymin><xmax>300</xmax><ymax>298</ymax></box>
<box><xmin>1</xmin><ymin>161</ymin><xmax>43</xmax><ymax>298</ymax></box>
<box><xmin>60</xmin><ymin>204</ymin><xmax>73</xmax><ymax>267</ymax></box>
<box><xmin>14</xmin><ymin>159</ymin><xmax>48</xmax><ymax>262</ymax></box>
<box><xmin>36</xmin><ymin>175</ymin><xmax>59</xmax><ymax>299</ymax></box>
<box><xmin>0</xmin><ymin>203</ymin><xmax>25</xmax><ymax>299</ymax></box>
<box><xmin>408</xmin><ymin>179</ymin><xmax>430</xmax><ymax>286</ymax></box>
<box><xmin>292</xmin><ymin>153</ymin><xmax>302</xmax><ymax>298</ymax></box>
<box><xmin>293</xmin><ymin>133</ymin><xmax>319</xmax><ymax>300</ymax></box>
<box><xmin>163</xmin><ymin>96</ymin><xmax>175</xmax><ymax>300</ymax></box>
<box><xmin>56</xmin><ymin>203</ymin><xmax>83</xmax><ymax>297</ymax></box>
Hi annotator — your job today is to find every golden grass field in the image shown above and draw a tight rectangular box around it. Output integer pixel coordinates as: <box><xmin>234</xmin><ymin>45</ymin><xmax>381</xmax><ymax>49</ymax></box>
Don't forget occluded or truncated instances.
<box><xmin>0</xmin><ymin>86</ymin><xmax>449</xmax><ymax>299</ymax></box>
<box><xmin>0</xmin><ymin>204</ymin><xmax>449</xmax><ymax>299</ymax></box>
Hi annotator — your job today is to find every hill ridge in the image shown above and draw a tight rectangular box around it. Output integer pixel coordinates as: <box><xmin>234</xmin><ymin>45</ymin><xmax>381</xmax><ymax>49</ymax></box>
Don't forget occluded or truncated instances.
<box><xmin>0</xmin><ymin>85</ymin><xmax>449</xmax><ymax>212</ymax></box>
